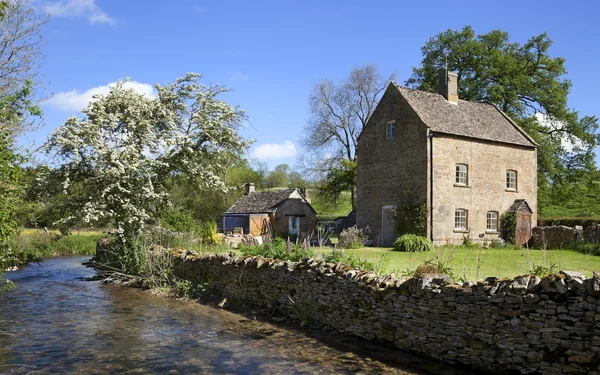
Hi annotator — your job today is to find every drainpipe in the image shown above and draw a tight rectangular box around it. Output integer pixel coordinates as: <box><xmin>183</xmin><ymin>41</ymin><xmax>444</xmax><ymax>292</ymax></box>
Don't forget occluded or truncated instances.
<box><xmin>429</xmin><ymin>132</ymin><xmax>434</xmax><ymax>242</ymax></box>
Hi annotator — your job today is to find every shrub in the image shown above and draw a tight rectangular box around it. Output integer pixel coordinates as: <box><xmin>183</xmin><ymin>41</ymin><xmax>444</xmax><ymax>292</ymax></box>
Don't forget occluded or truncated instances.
<box><xmin>393</xmin><ymin>234</ymin><xmax>432</xmax><ymax>252</ymax></box>
<box><xmin>395</xmin><ymin>202</ymin><xmax>427</xmax><ymax>236</ymax></box>
<box><xmin>239</xmin><ymin>238</ymin><xmax>314</xmax><ymax>262</ymax></box>
<box><xmin>338</xmin><ymin>226</ymin><xmax>368</xmax><ymax>249</ymax></box>
<box><xmin>500</xmin><ymin>212</ymin><xmax>516</xmax><ymax>244</ymax></box>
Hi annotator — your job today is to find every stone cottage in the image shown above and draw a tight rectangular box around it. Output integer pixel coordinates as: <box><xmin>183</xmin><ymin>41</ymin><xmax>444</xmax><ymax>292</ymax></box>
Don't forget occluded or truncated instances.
<box><xmin>221</xmin><ymin>183</ymin><xmax>317</xmax><ymax>239</ymax></box>
<box><xmin>356</xmin><ymin>71</ymin><xmax>537</xmax><ymax>246</ymax></box>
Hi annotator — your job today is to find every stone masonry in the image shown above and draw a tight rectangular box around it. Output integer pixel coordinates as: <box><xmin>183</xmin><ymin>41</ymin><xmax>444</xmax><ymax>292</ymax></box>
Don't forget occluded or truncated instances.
<box><xmin>356</xmin><ymin>76</ymin><xmax>538</xmax><ymax>246</ymax></box>
<box><xmin>431</xmin><ymin>136</ymin><xmax>537</xmax><ymax>244</ymax></box>
<box><xmin>170</xmin><ymin>249</ymin><xmax>600</xmax><ymax>375</ymax></box>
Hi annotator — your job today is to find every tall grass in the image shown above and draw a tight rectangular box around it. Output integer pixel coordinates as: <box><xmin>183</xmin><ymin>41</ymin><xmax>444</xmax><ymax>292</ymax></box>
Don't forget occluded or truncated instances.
<box><xmin>2</xmin><ymin>231</ymin><xmax>102</xmax><ymax>269</ymax></box>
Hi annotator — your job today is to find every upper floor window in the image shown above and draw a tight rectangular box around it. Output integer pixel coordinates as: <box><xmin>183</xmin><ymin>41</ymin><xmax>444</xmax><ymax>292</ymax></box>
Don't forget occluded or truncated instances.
<box><xmin>506</xmin><ymin>170</ymin><xmax>517</xmax><ymax>190</ymax></box>
<box><xmin>386</xmin><ymin>121</ymin><xmax>396</xmax><ymax>139</ymax></box>
<box><xmin>455</xmin><ymin>209</ymin><xmax>468</xmax><ymax>231</ymax></box>
<box><xmin>487</xmin><ymin>211</ymin><xmax>499</xmax><ymax>232</ymax></box>
<box><xmin>455</xmin><ymin>164</ymin><xmax>468</xmax><ymax>185</ymax></box>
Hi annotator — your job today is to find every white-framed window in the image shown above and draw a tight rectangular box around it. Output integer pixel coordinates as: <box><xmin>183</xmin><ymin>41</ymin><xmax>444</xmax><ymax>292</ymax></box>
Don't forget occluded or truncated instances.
<box><xmin>506</xmin><ymin>170</ymin><xmax>517</xmax><ymax>190</ymax></box>
<box><xmin>487</xmin><ymin>211</ymin><xmax>499</xmax><ymax>232</ymax></box>
<box><xmin>455</xmin><ymin>209</ymin><xmax>468</xmax><ymax>230</ymax></box>
<box><xmin>455</xmin><ymin>164</ymin><xmax>468</xmax><ymax>185</ymax></box>
<box><xmin>386</xmin><ymin>121</ymin><xmax>396</xmax><ymax>139</ymax></box>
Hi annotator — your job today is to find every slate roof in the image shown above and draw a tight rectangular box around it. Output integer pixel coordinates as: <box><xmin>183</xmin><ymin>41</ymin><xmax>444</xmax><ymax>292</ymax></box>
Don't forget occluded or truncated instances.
<box><xmin>224</xmin><ymin>189</ymin><xmax>297</xmax><ymax>214</ymax></box>
<box><xmin>393</xmin><ymin>84</ymin><xmax>537</xmax><ymax>148</ymax></box>
<box><xmin>508</xmin><ymin>199</ymin><xmax>533</xmax><ymax>213</ymax></box>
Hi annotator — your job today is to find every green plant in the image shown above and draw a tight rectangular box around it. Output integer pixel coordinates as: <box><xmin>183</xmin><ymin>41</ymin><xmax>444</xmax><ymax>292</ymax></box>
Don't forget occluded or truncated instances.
<box><xmin>462</xmin><ymin>234</ymin><xmax>479</xmax><ymax>248</ymax></box>
<box><xmin>323</xmin><ymin>249</ymin><xmax>377</xmax><ymax>272</ymax></box>
<box><xmin>239</xmin><ymin>238</ymin><xmax>314</xmax><ymax>262</ymax></box>
<box><xmin>530</xmin><ymin>263</ymin><xmax>557</xmax><ymax>277</ymax></box>
<box><xmin>338</xmin><ymin>226</ymin><xmax>368</xmax><ymax>249</ymax></box>
<box><xmin>500</xmin><ymin>212</ymin><xmax>517</xmax><ymax>244</ymax></box>
<box><xmin>489</xmin><ymin>239</ymin><xmax>503</xmax><ymax>249</ymax></box>
<box><xmin>394</xmin><ymin>202</ymin><xmax>427</xmax><ymax>236</ymax></box>
<box><xmin>393</xmin><ymin>234</ymin><xmax>432</xmax><ymax>252</ymax></box>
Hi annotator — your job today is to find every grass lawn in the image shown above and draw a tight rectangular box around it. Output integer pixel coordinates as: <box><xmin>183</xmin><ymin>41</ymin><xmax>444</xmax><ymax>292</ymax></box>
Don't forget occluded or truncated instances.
<box><xmin>318</xmin><ymin>246</ymin><xmax>600</xmax><ymax>282</ymax></box>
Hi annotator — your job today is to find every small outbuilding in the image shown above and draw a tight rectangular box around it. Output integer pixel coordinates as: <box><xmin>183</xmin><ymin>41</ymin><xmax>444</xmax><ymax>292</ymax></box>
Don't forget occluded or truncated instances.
<box><xmin>221</xmin><ymin>183</ymin><xmax>317</xmax><ymax>239</ymax></box>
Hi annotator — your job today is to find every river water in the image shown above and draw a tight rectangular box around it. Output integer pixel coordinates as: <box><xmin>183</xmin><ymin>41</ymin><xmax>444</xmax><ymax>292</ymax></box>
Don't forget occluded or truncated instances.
<box><xmin>0</xmin><ymin>256</ymin><xmax>473</xmax><ymax>374</ymax></box>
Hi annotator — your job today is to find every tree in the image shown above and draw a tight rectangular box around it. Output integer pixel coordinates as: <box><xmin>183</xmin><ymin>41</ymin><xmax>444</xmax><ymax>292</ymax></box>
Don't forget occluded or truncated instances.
<box><xmin>45</xmin><ymin>73</ymin><xmax>249</xmax><ymax>242</ymax></box>
<box><xmin>165</xmin><ymin>157</ymin><xmax>264</xmax><ymax>223</ymax></box>
<box><xmin>0</xmin><ymin>0</ymin><xmax>47</xmax><ymax>136</ymax></box>
<box><xmin>301</xmin><ymin>64</ymin><xmax>396</xmax><ymax>208</ymax></box>
<box><xmin>318</xmin><ymin>159</ymin><xmax>356</xmax><ymax>205</ymax></box>
<box><xmin>407</xmin><ymin>26</ymin><xmax>599</xmax><ymax>190</ymax></box>
<box><xmin>0</xmin><ymin>0</ymin><xmax>45</xmax><ymax>288</ymax></box>
<box><xmin>264</xmin><ymin>163</ymin><xmax>290</xmax><ymax>188</ymax></box>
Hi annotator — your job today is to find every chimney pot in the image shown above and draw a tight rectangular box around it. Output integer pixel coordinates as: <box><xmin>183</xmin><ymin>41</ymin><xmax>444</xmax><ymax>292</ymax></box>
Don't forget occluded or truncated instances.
<box><xmin>439</xmin><ymin>71</ymin><xmax>459</xmax><ymax>104</ymax></box>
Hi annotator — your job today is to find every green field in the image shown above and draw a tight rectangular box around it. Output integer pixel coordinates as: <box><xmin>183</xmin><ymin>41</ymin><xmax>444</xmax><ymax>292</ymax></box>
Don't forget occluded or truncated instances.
<box><xmin>5</xmin><ymin>229</ymin><xmax>104</xmax><ymax>268</ymax></box>
<box><xmin>310</xmin><ymin>190</ymin><xmax>353</xmax><ymax>221</ymax></box>
<box><xmin>317</xmin><ymin>246</ymin><xmax>600</xmax><ymax>282</ymax></box>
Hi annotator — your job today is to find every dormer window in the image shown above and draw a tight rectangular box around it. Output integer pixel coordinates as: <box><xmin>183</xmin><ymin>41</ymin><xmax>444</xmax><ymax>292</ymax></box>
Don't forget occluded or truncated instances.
<box><xmin>386</xmin><ymin>121</ymin><xmax>396</xmax><ymax>139</ymax></box>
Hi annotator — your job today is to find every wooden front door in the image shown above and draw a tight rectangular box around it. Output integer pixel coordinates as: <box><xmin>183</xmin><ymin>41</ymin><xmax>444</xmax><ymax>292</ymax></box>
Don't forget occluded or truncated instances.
<box><xmin>516</xmin><ymin>212</ymin><xmax>532</xmax><ymax>247</ymax></box>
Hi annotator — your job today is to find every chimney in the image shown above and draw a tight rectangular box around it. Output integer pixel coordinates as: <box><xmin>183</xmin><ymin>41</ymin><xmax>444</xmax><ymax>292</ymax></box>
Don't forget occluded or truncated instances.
<box><xmin>299</xmin><ymin>187</ymin><xmax>311</xmax><ymax>203</ymax></box>
<box><xmin>244</xmin><ymin>183</ymin><xmax>255</xmax><ymax>195</ymax></box>
<box><xmin>439</xmin><ymin>70</ymin><xmax>459</xmax><ymax>104</ymax></box>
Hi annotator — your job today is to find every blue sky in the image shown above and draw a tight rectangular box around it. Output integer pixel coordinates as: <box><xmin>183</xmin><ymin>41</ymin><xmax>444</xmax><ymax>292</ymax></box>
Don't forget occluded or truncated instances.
<box><xmin>28</xmin><ymin>0</ymin><xmax>600</xmax><ymax>169</ymax></box>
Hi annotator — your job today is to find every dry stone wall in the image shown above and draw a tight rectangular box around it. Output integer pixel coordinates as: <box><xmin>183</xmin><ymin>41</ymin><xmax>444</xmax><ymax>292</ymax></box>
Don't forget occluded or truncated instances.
<box><xmin>171</xmin><ymin>250</ymin><xmax>600</xmax><ymax>375</ymax></box>
<box><xmin>532</xmin><ymin>225</ymin><xmax>600</xmax><ymax>249</ymax></box>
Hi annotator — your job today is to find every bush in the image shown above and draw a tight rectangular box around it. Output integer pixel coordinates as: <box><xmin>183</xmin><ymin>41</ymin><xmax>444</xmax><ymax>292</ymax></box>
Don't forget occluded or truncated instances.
<box><xmin>500</xmin><ymin>212</ymin><xmax>516</xmax><ymax>244</ymax></box>
<box><xmin>338</xmin><ymin>226</ymin><xmax>368</xmax><ymax>249</ymax></box>
<box><xmin>395</xmin><ymin>202</ymin><xmax>427</xmax><ymax>236</ymax></box>
<box><xmin>239</xmin><ymin>238</ymin><xmax>314</xmax><ymax>262</ymax></box>
<box><xmin>393</xmin><ymin>234</ymin><xmax>432</xmax><ymax>252</ymax></box>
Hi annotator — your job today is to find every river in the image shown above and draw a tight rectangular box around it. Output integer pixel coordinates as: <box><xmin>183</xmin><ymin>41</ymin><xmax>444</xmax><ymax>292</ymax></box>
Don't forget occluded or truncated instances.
<box><xmin>0</xmin><ymin>256</ymin><xmax>474</xmax><ymax>374</ymax></box>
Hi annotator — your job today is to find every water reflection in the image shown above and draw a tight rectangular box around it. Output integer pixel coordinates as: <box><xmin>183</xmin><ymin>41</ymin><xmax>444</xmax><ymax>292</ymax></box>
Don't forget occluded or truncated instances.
<box><xmin>0</xmin><ymin>257</ymin><xmax>472</xmax><ymax>374</ymax></box>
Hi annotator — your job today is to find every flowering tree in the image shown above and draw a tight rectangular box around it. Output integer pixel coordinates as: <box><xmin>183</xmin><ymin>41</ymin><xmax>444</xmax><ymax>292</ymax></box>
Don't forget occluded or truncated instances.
<box><xmin>45</xmin><ymin>73</ymin><xmax>249</xmax><ymax>242</ymax></box>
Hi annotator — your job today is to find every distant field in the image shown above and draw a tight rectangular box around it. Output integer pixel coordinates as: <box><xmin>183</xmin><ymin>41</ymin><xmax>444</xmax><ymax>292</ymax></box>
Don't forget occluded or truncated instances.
<box><xmin>317</xmin><ymin>246</ymin><xmax>600</xmax><ymax>282</ymax></box>
<box><xmin>310</xmin><ymin>190</ymin><xmax>353</xmax><ymax>221</ymax></box>
<box><xmin>19</xmin><ymin>228</ymin><xmax>105</xmax><ymax>236</ymax></box>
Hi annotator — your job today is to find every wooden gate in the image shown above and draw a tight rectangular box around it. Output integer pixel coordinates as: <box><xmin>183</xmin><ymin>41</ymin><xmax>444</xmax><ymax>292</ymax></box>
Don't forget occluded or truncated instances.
<box><xmin>516</xmin><ymin>212</ymin><xmax>532</xmax><ymax>247</ymax></box>
<box><xmin>249</xmin><ymin>214</ymin><xmax>269</xmax><ymax>237</ymax></box>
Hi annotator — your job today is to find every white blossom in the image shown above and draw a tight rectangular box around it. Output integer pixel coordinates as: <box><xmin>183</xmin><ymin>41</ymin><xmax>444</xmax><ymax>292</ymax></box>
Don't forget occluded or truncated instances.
<box><xmin>44</xmin><ymin>74</ymin><xmax>249</xmax><ymax>240</ymax></box>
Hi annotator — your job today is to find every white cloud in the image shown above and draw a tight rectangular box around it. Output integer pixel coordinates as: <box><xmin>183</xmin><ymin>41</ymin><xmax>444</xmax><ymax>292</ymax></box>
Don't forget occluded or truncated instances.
<box><xmin>43</xmin><ymin>0</ymin><xmax>116</xmax><ymax>25</ymax></box>
<box><xmin>535</xmin><ymin>113</ymin><xmax>584</xmax><ymax>152</ymax></box>
<box><xmin>46</xmin><ymin>80</ymin><xmax>155</xmax><ymax>112</ymax></box>
<box><xmin>251</xmin><ymin>141</ymin><xmax>297</xmax><ymax>160</ymax></box>
<box><xmin>230</xmin><ymin>72</ymin><xmax>250</xmax><ymax>81</ymax></box>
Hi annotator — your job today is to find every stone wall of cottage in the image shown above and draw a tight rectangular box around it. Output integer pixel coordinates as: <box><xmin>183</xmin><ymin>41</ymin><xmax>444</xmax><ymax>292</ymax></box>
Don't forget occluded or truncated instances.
<box><xmin>272</xmin><ymin>198</ymin><xmax>316</xmax><ymax>237</ymax></box>
<box><xmin>356</xmin><ymin>84</ymin><xmax>428</xmax><ymax>246</ymax></box>
<box><xmin>171</xmin><ymin>251</ymin><xmax>600</xmax><ymax>375</ymax></box>
<box><xmin>430</xmin><ymin>135</ymin><xmax>537</xmax><ymax>245</ymax></box>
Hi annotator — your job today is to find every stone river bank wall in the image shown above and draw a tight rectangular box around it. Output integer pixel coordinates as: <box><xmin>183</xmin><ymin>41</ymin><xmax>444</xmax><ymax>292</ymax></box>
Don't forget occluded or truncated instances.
<box><xmin>167</xmin><ymin>251</ymin><xmax>600</xmax><ymax>374</ymax></box>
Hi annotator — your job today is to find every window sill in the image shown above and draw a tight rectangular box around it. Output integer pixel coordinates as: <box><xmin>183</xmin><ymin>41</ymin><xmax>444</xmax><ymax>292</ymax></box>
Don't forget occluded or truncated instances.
<box><xmin>453</xmin><ymin>229</ymin><xmax>469</xmax><ymax>233</ymax></box>
<box><xmin>505</xmin><ymin>189</ymin><xmax>518</xmax><ymax>193</ymax></box>
<box><xmin>485</xmin><ymin>231</ymin><xmax>500</xmax><ymax>234</ymax></box>
<box><xmin>453</xmin><ymin>184</ymin><xmax>471</xmax><ymax>188</ymax></box>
